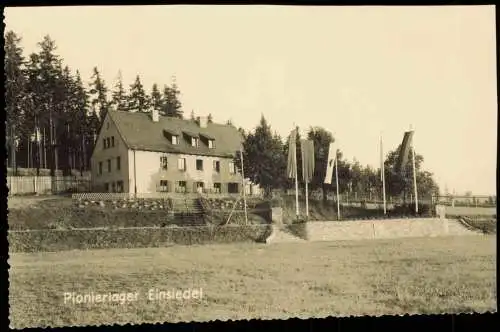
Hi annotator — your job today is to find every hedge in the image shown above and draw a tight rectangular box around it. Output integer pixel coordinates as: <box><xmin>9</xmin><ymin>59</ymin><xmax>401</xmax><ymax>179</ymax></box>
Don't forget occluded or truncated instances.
<box><xmin>8</xmin><ymin>225</ymin><xmax>273</xmax><ymax>253</ymax></box>
<box><xmin>8</xmin><ymin>207</ymin><xmax>208</xmax><ymax>230</ymax></box>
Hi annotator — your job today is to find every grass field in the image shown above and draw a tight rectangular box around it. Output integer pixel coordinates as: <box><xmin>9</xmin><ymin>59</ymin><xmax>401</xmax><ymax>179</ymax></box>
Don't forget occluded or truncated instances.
<box><xmin>9</xmin><ymin>235</ymin><xmax>496</xmax><ymax>328</ymax></box>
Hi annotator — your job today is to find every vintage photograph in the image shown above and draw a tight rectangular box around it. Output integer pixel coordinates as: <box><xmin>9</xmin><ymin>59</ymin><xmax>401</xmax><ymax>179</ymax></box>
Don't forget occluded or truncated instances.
<box><xmin>5</xmin><ymin>5</ymin><xmax>497</xmax><ymax>328</ymax></box>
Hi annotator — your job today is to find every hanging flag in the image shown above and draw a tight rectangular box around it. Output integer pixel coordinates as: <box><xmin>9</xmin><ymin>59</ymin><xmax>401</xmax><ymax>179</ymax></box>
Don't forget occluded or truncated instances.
<box><xmin>324</xmin><ymin>142</ymin><xmax>337</xmax><ymax>184</ymax></box>
<box><xmin>395</xmin><ymin>130</ymin><xmax>414</xmax><ymax>175</ymax></box>
<box><xmin>286</xmin><ymin>128</ymin><xmax>297</xmax><ymax>179</ymax></box>
<box><xmin>301</xmin><ymin>139</ymin><xmax>315</xmax><ymax>183</ymax></box>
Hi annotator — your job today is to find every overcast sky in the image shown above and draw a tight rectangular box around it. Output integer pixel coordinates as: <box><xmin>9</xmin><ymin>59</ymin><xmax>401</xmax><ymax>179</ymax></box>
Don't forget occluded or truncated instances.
<box><xmin>5</xmin><ymin>5</ymin><xmax>497</xmax><ymax>195</ymax></box>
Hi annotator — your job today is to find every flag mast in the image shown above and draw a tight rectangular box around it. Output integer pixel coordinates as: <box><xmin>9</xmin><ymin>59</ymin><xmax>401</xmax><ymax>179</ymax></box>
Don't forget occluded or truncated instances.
<box><xmin>293</xmin><ymin>125</ymin><xmax>299</xmax><ymax>219</ymax></box>
<box><xmin>335</xmin><ymin>149</ymin><xmax>340</xmax><ymax>220</ymax></box>
<box><xmin>410</xmin><ymin>125</ymin><xmax>418</xmax><ymax>214</ymax></box>
<box><xmin>239</xmin><ymin>147</ymin><xmax>248</xmax><ymax>225</ymax></box>
<box><xmin>380</xmin><ymin>133</ymin><xmax>387</xmax><ymax>214</ymax></box>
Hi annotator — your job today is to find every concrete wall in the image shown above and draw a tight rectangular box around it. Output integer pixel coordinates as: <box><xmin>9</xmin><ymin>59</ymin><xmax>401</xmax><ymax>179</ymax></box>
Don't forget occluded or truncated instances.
<box><xmin>443</xmin><ymin>205</ymin><xmax>496</xmax><ymax>216</ymax></box>
<box><xmin>91</xmin><ymin>114</ymin><xmax>130</xmax><ymax>192</ymax></box>
<box><xmin>305</xmin><ymin>218</ymin><xmax>481</xmax><ymax>242</ymax></box>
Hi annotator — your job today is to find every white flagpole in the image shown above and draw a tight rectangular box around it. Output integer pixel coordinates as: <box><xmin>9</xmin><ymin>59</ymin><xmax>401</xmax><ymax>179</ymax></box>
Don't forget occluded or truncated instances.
<box><xmin>410</xmin><ymin>126</ymin><xmax>418</xmax><ymax>213</ymax></box>
<box><xmin>294</xmin><ymin>129</ymin><xmax>299</xmax><ymax>219</ymax></box>
<box><xmin>304</xmin><ymin>141</ymin><xmax>309</xmax><ymax>218</ymax></box>
<box><xmin>380</xmin><ymin>134</ymin><xmax>387</xmax><ymax>214</ymax></box>
<box><xmin>239</xmin><ymin>148</ymin><xmax>248</xmax><ymax>225</ymax></box>
<box><xmin>335</xmin><ymin>150</ymin><xmax>340</xmax><ymax>220</ymax></box>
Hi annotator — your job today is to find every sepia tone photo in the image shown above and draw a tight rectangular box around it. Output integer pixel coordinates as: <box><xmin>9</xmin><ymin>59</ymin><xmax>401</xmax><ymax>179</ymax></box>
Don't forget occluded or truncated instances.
<box><xmin>5</xmin><ymin>5</ymin><xmax>497</xmax><ymax>329</ymax></box>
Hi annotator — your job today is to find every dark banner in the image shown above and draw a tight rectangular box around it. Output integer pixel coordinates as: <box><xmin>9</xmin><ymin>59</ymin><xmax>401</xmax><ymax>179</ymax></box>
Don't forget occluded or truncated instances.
<box><xmin>395</xmin><ymin>130</ymin><xmax>414</xmax><ymax>174</ymax></box>
<box><xmin>300</xmin><ymin>139</ymin><xmax>315</xmax><ymax>183</ymax></box>
<box><xmin>286</xmin><ymin>129</ymin><xmax>297</xmax><ymax>179</ymax></box>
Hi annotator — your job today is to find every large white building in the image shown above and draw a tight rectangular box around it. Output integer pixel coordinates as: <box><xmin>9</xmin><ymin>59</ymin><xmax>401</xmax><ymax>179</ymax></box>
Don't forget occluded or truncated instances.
<box><xmin>90</xmin><ymin>109</ymin><xmax>261</xmax><ymax>195</ymax></box>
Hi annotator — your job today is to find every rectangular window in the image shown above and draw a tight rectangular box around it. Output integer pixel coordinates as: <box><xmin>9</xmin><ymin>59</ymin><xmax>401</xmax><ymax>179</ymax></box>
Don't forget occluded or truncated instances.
<box><xmin>111</xmin><ymin>182</ymin><xmax>116</xmax><ymax>193</ymax></box>
<box><xmin>213</xmin><ymin>182</ymin><xmax>221</xmax><ymax>193</ymax></box>
<box><xmin>195</xmin><ymin>182</ymin><xmax>204</xmax><ymax>193</ymax></box>
<box><xmin>172</xmin><ymin>136</ymin><xmax>178</xmax><ymax>145</ymax></box>
<box><xmin>116</xmin><ymin>180</ymin><xmax>124</xmax><ymax>193</ymax></box>
<box><xmin>177</xmin><ymin>181</ymin><xmax>186</xmax><ymax>193</ymax></box>
<box><xmin>106</xmin><ymin>138</ymin><xmax>111</xmax><ymax>148</ymax></box>
<box><xmin>196</xmin><ymin>159</ymin><xmax>203</xmax><ymax>171</ymax></box>
<box><xmin>228</xmin><ymin>182</ymin><xmax>239</xmax><ymax>193</ymax></box>
<box><xmin>99</xmin><ymin>162</ymin><xmax>103</xmax><ymax>175</ymax></box>
<box><xmin>103</xmin><ymin>139</ymin><xmax>107</xmax><ymax>149</ymax></box>
<box><xmin>111</xmin><ymin>136</ymin><xmax>115</xmax><ymax>147</ymax></box>
<box><xmin>228</xmin><ymin>161</ymin><xmax>236</xmax><ymax>174</ymax></box>
<box><xmin>158</xmin><ymin>180</ymin><xmax>169</xmax><ymax>192</ymax></box>
<box><xmin>160</xmin><ymin>156</ymin><xmax>168</xmax><ymax>170</ymax></box>
<box><xmin>107</xmin><ymin>159</ymin><xmax>111</xmax><ymax>172</ymax></box>
<box><xmin>208</xmin><ymin>139</ymin><xmax>215</xmax><ymax>149</ymax></box>
<box><xmin>213</xmin><ymin>160</ymin><xmax>220</xmax><ymax>172</ymax></box>
<box><xmin>104</xmin><ymin>182</ymin><xmax>109</xmax><ymax>192</ymax></box>
<box><xmin>178</xmin><ymin>158</ymin><xmax>186</xmax><ymax>171</ymax></box>
<box><xmin>191</xmin><ymin>137</ymin><xmax>198</xmax><ymax>147</ymax></box>
<box><xmin>116</xmin><ymin>156</ymin><xmax>121</xmax><ymax>170</ymax></box>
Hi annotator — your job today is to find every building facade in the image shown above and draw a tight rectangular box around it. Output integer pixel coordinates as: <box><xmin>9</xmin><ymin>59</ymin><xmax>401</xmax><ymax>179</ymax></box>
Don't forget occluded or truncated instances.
<box><xmin>90</xmin><ymin>109</ymin><xmax>261</xmax><ymax>195</ymax></box>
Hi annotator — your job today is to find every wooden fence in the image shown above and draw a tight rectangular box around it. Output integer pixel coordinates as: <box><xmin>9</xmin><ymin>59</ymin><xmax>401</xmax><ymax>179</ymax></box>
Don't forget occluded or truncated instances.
<box><xmin>7</xmin><ymin>176</ymin><xmax>91</xmax><ymax>196</ymax></box>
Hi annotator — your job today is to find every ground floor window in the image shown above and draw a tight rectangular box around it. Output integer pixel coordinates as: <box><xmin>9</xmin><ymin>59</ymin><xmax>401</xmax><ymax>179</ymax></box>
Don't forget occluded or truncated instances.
<box><xmin>228</xmin><ymin>182</ymin><xmax>239</xmax><ymax>194</ymax></box>
<box><xmin>158</xmin><ymin>180</ymin><xmax>169</xmax><ymax>192</ymax></box>
<box><xmin>195</xmin><ymin>181</ymin><xmax>204</xmax><ymax>193</ymax></box>
<box><xmin>104</xmin><ymin>182</ymin><xmax>109</xmax><ymax>192</ymax></box>
<box><xmin>116</xmin><ymin>180</ymin><xmax>124</xmax><ymax>193</ymax></box>
<box><xmin>111</xmin><ymin>182</ymin><xmax>116</xmax><ymax>192</ymax></box>
<box><xmin>213</xmin><ymin>182</ymin><xmax>221</xmax><ymax>193</ymax></box>
<box><xmin>176</xmin><ymin>181</ymin><xmax>186</xmax><ymax>193</ymax></box>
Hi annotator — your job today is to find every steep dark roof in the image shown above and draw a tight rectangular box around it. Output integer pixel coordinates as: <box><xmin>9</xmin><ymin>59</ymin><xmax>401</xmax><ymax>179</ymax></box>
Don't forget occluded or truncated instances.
<box><xmin>109</xmin><ymin>110</ymin><xmax>243</xmax><ymax>157</ymax></box>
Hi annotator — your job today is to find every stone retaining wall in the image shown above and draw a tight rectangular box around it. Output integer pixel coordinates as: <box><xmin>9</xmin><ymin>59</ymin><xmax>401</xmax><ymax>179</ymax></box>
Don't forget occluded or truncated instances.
<box><xmin>304</xmin><ymin>218</ymin><xmax>481</xmax><ymax>242</ymax></box>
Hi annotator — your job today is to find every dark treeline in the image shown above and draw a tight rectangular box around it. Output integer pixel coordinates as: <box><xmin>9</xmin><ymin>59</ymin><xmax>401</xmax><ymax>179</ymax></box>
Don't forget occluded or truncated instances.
<box><xmin>5</xmin><ymin>31</ymin><xmax>183</xmax><ymax>176</ymax></box>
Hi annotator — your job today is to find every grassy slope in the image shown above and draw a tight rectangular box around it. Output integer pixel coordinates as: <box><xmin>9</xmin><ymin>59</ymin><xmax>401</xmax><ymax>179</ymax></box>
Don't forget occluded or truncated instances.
<box><xmin>8</xmin><ymin>197</ymin><xmax>270</xmax><ymax>230</ymax></box>
<box><xmin>9</xmin><ymin>235</ymin><xmax>496</xmax><ymax>328</ymax></box>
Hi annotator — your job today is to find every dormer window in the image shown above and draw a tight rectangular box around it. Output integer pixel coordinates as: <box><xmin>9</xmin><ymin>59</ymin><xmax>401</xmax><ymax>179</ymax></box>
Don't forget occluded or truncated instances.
<box><xmin>200</xmin><ymin>133</ymin><xmax>215</xmax><ymax>149</ymax></box>
<box><xmin>191</xmin><ymin>137</ymin><xmax>199</xmax><ymax>147</ymax></box>
<box><xmin>163</xmin><ymin>129</ymin><xmax>180</xmax><ymax>145</ymax></box>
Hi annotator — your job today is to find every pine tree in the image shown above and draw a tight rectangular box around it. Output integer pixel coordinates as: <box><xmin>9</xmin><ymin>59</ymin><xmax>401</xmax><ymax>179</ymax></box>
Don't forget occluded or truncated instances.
<box><xmin>73</xmin><ymin>70</ymin><xmax>91</xmax><ymax>171</ymax></box>
<box><xmin>150</xmin><ymin>83</ymin><xmax>162</xmax><ymax>113</ymax></box>
<box><xmin>235</xmin><ymin>115</ymin><xmax>287</xmax><ymax>197</ymax></box>
<box><xmin>89</xmin><ymin>67</ymin><xmax>110</xmax><ymax>121</ymax></box>
<box><xmin>25</xmin><ymin>35</ymin><xmax>63</xmax><ymax>175</ymax></box>
<box><xmin>5</xmin><ymin>31</ymin><xmax>26</xmax><ymax>173</ymax></box>
<box><xmin>110</xmin><ymin>70</ymin><xmax>128</xmax><ymax>112</ymax></box>
<box><xmin>161</xmin><ymin>76</ymin><xmax>183</xmax><ymax>118</ymax></box>
<box><xmin>127</xmin><ymin>75</ymin><xmax>150</xmax><ymax>112</ymax></box>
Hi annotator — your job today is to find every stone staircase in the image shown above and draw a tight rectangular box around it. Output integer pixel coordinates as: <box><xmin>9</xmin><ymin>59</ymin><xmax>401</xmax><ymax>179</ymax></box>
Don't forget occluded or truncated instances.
<box><xmin>172</xmin><ymin>197</ymin><xmax>205</xmax><ymax>222</ymax></box>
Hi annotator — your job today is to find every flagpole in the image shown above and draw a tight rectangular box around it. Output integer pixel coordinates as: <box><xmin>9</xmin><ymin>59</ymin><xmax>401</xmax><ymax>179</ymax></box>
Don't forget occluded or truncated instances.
<box><xmin>239</xmin><ymin>148</ymin><xmax>248</xmax><ymax>225</ymax></box>
<box><xmin>335</xmin><ymin>151</ymin><xmax>340</xmax><ymax>220</ymax></box>
<box><xmin>411</xmin><ymin>128</ymin><xmax>418</xmax><ymax>214</ymax></box>
<box><xmin>380</xmin><ymin>133</ymin><xmax>387</xmax><ymax>214</ymax></box>
<box><xmin>293</xmin><ymin>127</ymin><xmax>299</xmax><ymax>219</ymax></box>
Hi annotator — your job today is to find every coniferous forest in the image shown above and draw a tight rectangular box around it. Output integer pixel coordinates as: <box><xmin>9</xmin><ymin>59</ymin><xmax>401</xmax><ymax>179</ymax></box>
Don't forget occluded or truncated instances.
<box><xmin>5</xmin><ymin>31</ymin><xmax>183</xmax><ymax>176</ymax></box>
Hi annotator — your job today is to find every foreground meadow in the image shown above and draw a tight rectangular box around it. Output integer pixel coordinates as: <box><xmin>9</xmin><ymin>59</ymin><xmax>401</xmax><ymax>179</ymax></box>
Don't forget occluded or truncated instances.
<box><xmin>9</xmin><ymin>235</ymin><xmax>496</xmax><ymax>328</ymax></box>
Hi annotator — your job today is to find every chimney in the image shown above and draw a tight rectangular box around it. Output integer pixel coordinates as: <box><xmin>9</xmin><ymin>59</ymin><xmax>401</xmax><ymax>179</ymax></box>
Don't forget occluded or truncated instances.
<box><xmin>198</xmin><ymin>116</ymin><xmax>208</xmax><ymax>128</ymax></box>
<box><xmin>151</xmin><ymin>108</ymin><xmax>159</xmax><ymax>122</ymax></box>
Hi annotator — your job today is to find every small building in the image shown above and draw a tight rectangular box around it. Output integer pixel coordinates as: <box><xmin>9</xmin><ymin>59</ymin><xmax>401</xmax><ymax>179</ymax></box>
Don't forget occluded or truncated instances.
<box><xmin>90</xmin><ymin>109</ymin><xmax>260</xmax><ymax>195</ymax></box>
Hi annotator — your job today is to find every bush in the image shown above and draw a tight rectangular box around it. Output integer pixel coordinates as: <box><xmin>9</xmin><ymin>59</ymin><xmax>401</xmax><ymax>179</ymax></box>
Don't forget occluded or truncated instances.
<box><xmin>8</xmin><ymin>225</ymin><xmax>273</xmax><ymax>253</ymax></box>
